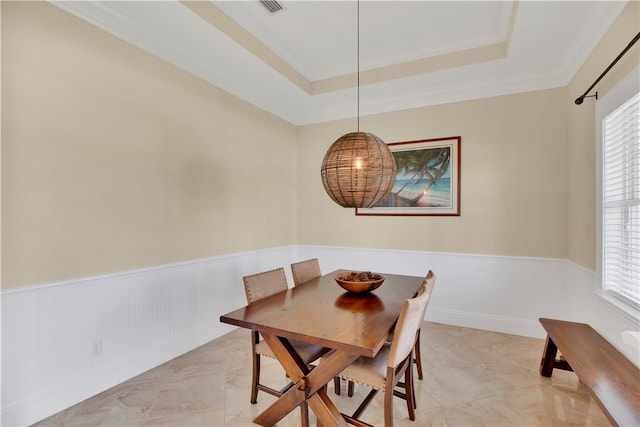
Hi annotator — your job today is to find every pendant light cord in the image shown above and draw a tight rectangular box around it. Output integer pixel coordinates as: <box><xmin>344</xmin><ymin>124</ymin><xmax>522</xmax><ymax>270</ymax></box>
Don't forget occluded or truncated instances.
<box><xmin>357</xmin><ymin>0</ymin><xmax>360</xmax><ymax>132</ymax></box>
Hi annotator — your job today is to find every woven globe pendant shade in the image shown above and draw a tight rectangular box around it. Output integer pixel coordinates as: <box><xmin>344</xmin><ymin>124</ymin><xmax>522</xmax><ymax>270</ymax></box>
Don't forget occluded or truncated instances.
<box><xmin>321</xmin><ymin>132</ymin><xmax>397</xmax><ymax>208</ymax></box>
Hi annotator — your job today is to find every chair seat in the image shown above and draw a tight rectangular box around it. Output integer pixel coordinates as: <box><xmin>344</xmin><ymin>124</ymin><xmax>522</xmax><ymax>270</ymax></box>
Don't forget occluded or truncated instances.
<box><xmin>337</xmin><ymin>343</ymin><xmax>392</xmax><ymax>391</ymax></box>
<box><xmin>256</xmin><ymin>339</ymin><xmax>328</xmax><ymax>364</ymax></box>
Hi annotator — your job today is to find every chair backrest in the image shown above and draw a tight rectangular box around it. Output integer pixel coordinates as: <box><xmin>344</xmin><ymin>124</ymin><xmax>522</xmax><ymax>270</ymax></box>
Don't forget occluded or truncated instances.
<box><xmin>387</xmin><ymin>273</ymin><xmax>436</xmax><ymax>368</ymax></box>
<box><xmin>291</xmin><ymin>258</ymin><xmax>321</xmax><ymax>287</ymax></box>
<box><xmin>243</xmin><ymin>267</ymin><xmax>288</xmax><ymax>305</ymax></box>
<box><xmin>417</xmin><ymin>270</ymin><xmax>436</xmax><ymax>322</ymax></box>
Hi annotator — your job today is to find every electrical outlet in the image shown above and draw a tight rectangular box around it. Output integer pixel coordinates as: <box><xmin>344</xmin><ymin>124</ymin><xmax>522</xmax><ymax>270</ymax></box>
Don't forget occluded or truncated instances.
<box><xmin>92</xmin><ymin>339</ymin><xmax>103</xmax><ymax>357</ymax></box>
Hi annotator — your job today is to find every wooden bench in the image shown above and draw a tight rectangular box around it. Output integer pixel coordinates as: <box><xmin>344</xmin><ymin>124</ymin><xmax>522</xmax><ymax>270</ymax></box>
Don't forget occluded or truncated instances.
<box><xmin>539</xmin><ymin>318</ymin><xmax>640</xmax><ymax>427</ymax></box>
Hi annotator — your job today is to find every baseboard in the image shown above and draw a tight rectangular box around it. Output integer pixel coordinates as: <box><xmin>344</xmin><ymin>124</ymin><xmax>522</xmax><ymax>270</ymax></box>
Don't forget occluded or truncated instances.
<box><xmin>427</xmin><ymin>307</ymin><xmax>545</xmax><ymax>338</ymax></box>
<box><xmin>1</xmin><ymin>320</ymin><xmax>232</xmax><ymax>427</ymax></box>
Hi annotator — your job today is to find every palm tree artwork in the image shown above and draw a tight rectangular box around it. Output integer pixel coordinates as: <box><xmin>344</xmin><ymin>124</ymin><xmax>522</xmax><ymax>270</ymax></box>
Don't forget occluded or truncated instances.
<box><xmin>376</xmin><ymin>147</ymin><xmax>451</xmax><ymax>208</ymax></box>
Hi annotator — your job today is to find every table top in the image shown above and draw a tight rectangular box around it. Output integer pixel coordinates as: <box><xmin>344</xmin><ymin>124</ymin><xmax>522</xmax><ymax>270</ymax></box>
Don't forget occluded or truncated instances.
<box><xmin>220</xmin><ymin>270</ymin><xmax>424</xmax><ymax>358</ymax></box>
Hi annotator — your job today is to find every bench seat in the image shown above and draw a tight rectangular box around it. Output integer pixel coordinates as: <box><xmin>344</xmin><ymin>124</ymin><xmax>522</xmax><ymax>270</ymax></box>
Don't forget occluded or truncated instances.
<box><xmin>539</xmin><ymin>318</ymin><xmax>640</xmax><ymax>427</ymax></box>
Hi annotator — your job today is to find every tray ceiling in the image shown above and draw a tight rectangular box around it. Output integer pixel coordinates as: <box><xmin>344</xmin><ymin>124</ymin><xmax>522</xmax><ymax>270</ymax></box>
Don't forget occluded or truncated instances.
<box><xmin>51</xmin><ymin>1</ymin><xmax>627</xmax><ymax>125</ymax></box>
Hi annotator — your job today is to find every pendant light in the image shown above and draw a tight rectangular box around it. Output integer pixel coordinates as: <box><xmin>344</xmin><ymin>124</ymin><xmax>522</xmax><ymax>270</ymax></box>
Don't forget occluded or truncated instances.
<box><xmin>320</xmin><ymin>1</ymin><xmax>397</xmax><ymax>208</ymax></box>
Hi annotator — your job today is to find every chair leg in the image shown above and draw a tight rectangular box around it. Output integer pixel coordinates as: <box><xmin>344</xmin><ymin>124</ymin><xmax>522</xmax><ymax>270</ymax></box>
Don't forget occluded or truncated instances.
<box><xmin>414</xmin><ymin>329</ymin><xmax>423</xmax><ymax>380</ymax></box>
<box><xmin>413</xmin><ymin>381</ymin><xmax>417</xmax><ymax>409</ymax></box>
<box><xmin>384</xmin><ymin>380</ymin><xmax>394</xmax><ymax>427</ymax></box>
<box><xmin>405</xmin><ymin>361</ymin><xmax>416</xmax><ymax>421</ymax></box>
<box><xmin>335</xmin><ymin>378</ymin><xmax>355</xmax><ymax>397</ymax></box>
<box><xmin>334</xmin><ymin>377</ymin><xmax>341</xmax><ymax>395</ymax></box>
<box><xmin>411</xmin><ymin>351</ymin><xmax>417</xmax><ymax>409</ymax></box>
<box><xmin>251</xmin><ymin>351</ymin><xmax>260</xmax><ymax>404</ymax></box>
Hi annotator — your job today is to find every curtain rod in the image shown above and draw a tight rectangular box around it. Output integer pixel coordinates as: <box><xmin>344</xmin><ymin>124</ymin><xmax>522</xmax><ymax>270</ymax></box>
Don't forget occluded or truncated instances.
<box><xmin>575</xmin><ymin>32</ymin><xmax>640</xmax><ymax>105</ymax></box>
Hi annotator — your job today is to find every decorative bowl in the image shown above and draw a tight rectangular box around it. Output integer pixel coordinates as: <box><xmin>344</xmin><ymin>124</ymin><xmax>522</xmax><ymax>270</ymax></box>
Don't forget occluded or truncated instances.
<box><xmin>334</xmin><ymin>271</ymin><xmax>385</xmax><ymax>294</ymax></box>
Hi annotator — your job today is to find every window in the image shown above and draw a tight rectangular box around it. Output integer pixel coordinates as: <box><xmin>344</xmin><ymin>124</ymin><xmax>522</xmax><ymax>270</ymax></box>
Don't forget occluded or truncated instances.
<box><xmin>599</xmin><ymin>67</ymin><xmax>639</xmax><ymax>309</ymax></box>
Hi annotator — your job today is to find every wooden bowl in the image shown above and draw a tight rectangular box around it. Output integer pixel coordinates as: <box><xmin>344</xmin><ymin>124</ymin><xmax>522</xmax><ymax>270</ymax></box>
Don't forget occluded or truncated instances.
<box><xmin>334</xmin><ymin>272</ymin><xmax>385</xmax><ymax>294</ymax></box>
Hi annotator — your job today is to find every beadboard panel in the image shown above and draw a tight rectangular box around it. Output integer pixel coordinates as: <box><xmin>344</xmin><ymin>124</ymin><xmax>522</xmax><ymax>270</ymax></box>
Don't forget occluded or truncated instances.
<box><xmin>4</xmin><ymin>245</ymin><xmax>637</xmax><ymax>426</ymax></box>
<box><xmin>301</xmin><ymin>245</ymin><xmax>638</xmax><ymax>363</ymax></box>
<box><xmin>1</xmin><ymin>246</ymin><xmax>297</xmax><ymax>427</ymax></box>
<box><xmin>299</xmin><ymin>245</ymin><xmax>567</xmax><ymax>338</ymax></box>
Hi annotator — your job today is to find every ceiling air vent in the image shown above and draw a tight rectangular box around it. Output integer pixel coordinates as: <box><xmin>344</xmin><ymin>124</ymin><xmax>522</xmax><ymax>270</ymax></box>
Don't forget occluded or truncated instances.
<box><xmin>258</xmin><ymin>0</ymin><xmax>285</xmax><ymax>15</ymax></box>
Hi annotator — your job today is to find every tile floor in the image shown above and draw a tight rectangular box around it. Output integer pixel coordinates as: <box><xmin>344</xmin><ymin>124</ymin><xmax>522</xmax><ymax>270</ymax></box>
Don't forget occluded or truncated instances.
<box><xmin>33</xmin><ymin>322</ymin><xmax>610</xmax><ymax>426</ymax></box>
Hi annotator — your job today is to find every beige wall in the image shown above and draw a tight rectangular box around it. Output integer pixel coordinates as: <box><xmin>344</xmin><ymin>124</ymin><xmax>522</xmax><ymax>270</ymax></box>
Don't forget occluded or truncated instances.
<box><xmin>3</xmin><ymin>1</ymin><xmax>637</xmax><ymax>290</ymax></box>
<box><xmin>566</xmin><ymin>0</ymin><xmax>639</xmax><ymax>270</ymax></box>
<box><xmin>298</xmin><ymin>89</ymin><xmax>569</xmax><ymax>259</ymax></box>
<box><xmin>1</xmin><ymin>2</ymin><xmax>298</xmax><ymax>289</ymax></box>
<box><xmin>298</xmin><ymin>1</ymin><xmax>640</xmax><ymax>269</ymax></box>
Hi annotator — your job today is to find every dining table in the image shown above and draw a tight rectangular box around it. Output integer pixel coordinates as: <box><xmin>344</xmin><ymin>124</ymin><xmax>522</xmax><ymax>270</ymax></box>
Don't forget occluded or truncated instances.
<box><xmin>219</xmin><ymin>269</ymin><xmax>424</xmax><ymax>427</ymax></box>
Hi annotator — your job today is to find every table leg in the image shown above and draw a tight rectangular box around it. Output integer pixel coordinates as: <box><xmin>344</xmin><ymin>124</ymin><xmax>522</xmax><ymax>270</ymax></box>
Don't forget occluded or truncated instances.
<box><xmin>254</xmin><ymin>331</ymin><xmax>358</xmax><ymax>427</ymax></box>
<box><xmin>253</xmin><ymin>383</ymin><xmax>307</xmax><ymax>426</ymax></box>
<box><xmin>307</xmin><ymin>390</ymin><xmax>349</xmax><ymax>427</ymax></box>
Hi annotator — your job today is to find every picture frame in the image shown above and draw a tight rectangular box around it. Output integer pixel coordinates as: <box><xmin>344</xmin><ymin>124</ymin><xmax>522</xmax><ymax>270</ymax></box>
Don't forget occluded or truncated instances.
<box><xmin>356</xmin><ymin>136</ymin><xmax>461</xmax><ymax>216</ymax></box>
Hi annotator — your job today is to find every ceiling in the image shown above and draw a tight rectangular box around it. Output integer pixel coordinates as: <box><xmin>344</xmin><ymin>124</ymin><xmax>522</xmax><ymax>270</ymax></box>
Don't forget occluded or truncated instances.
<box><xmin>51</xmin><ymin>1</ymin><xmax>628</xmax><ymax>126</ymax></box>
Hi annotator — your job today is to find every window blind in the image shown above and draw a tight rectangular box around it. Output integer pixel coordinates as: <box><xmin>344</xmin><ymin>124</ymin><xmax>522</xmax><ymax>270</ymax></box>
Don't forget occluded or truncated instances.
<box><xmin>603</xmin><ymin>92</ymin><xmax>640</xmax><ymax>308</ymax></box>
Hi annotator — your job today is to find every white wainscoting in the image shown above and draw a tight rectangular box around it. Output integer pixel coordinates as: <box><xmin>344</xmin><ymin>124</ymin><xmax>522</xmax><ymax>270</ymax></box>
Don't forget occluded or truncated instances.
<box><xmin>299</xmin><ymin>245</ymin><xmax>639</xmax><ymax>364</ymax></box>
<box><xmin>1</xmin><ymin>246</ymin><xmax>297</xmax><ymax>427</ymax></box>
<box><xmin>298</xmin><ymin>245</ymin><xmax>567</xmax><ymax>338</ymax></box>
<box><xmin>3</xmin><ymin>245</ymin><xmax>637</xmax><ymax>426</ymax></box>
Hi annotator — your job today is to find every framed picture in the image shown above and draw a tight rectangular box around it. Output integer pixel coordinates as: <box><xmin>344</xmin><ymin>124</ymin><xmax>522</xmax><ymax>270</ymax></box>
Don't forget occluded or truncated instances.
<box><xmin>356</xmin><ymin>136</ymin><xmax>461</xmax><ymax>216</ymax></box>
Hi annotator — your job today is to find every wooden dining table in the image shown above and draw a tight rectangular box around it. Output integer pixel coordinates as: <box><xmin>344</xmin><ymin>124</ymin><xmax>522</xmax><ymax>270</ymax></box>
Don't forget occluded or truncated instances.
<box><xmin>220</xmin><ymin>269</ymin><xmax>424</xmax><ymax>427</ymax></box>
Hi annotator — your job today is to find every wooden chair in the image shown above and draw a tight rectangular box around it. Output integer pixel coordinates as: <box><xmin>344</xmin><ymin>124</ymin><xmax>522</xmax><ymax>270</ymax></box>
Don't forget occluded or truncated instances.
<box><xmin>335</xmin><ymin>280</ymin><xmax>434</xmax><ymax>427</ymax></box>
<box><xmin>291</xmin><ymin>258</ymin><xmax>321</xmax><ymax>287</ymax></box>
<box><xmin>401</xmin><ymin>270</ymin><xmax>435</xmax><ymax>408</ymax></box>
<box><xmin>413</xmin><ymin>270</ymin><xmax>435</xmax><ymax>380</ymax></box>
<box><xmin>243</xmin><ymin>267</ymin><xmax>327</xmax><ymax>427</ymax></box>
<box><xmin>338</xmin><ymin>270</ymin><xmax>436</xmax><ymax>397</ymax></box>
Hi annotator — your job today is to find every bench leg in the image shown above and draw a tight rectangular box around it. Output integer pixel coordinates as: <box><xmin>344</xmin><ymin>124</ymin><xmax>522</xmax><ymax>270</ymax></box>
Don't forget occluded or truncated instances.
<box><xmin>540</xmin><ymin>334</ymin><xmax>558</xmax><ymax>377</ymax></box>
